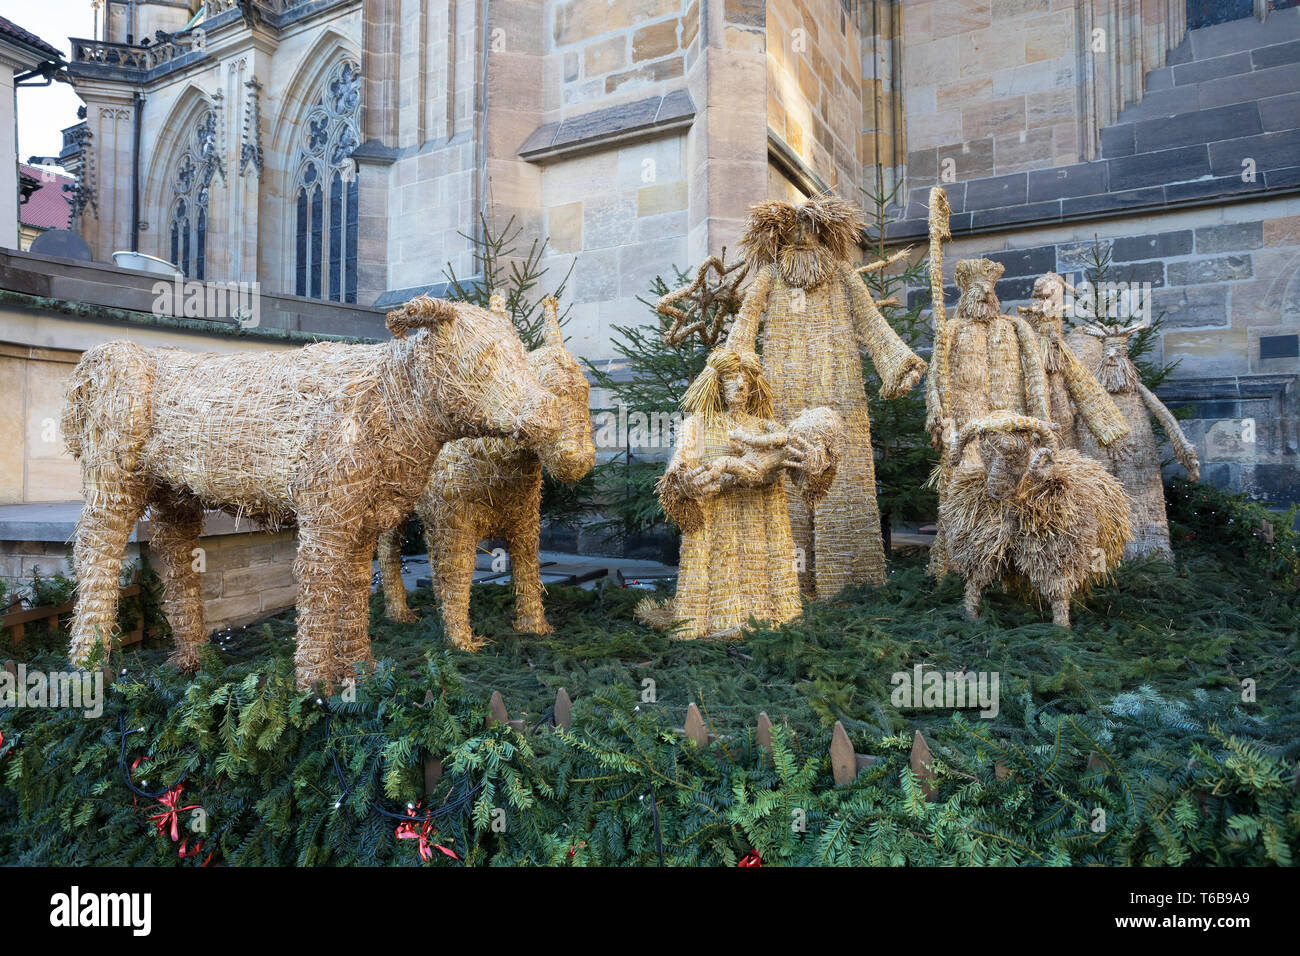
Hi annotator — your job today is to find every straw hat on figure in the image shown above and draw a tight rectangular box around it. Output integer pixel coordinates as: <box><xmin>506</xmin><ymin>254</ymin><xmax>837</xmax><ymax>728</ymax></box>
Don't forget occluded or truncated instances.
<box><xmin>723</xmin><ymin>194</ymin><xmax>927</xmax><ymax>597</ymax></box>
<box><xmin>639</xmin><ymin>349</ymin><xmax>842</xmax><ymax>639</ymax></box>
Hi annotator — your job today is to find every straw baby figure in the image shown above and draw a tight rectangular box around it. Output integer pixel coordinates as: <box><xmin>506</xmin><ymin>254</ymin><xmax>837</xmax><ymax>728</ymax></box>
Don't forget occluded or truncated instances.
<box><xmin>723</xmin><ymin>194</ymin><xmax>926</xmax><ymax>598</ymax></box>
<box><xmin>641</xmin><ymin>348</ymin><xmax>842</xmax><ymax>640</ymax></box>
<box><xmin>1016</xmin><ymin>273</ymin><xmax>1132</xmax><ymax>454</ymax></box>
<box><xmin>925</xmin><ymin>258</ymin><xmax>1051</xmax><ymax>578</ymax></box>
<box><xmin>1068</xmin><ymin>319</ymin><xmax>1200</xmax><ymax>560</ymax></box>
<box><xmin>376</xmin><ymin>295</ymin><xmax>595</xmax><ymax>649</ymax></box>
<box><xmin>61</xmin><ymin>296</ymin><xmax>563</xmax><ymax>691</ymax></box>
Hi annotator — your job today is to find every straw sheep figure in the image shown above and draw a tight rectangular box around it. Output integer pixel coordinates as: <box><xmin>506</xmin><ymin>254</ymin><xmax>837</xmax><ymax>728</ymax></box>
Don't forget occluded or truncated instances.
<box><xmin>1068</xmin><ymin>319</ymin><xmax>1200</xmax><ymax>560</ymax></box>
<box><xmin>61</xmin><ymin>296</ymin><xmax>563</xmax><ymax>690</ymax></box>
<box><xmin>723</xmin><ymin>194</ymin><xmax>926</xmax><ymax>598</ymax></box>
<box><xmin>376</xmin><ymin>295</ymin><xmax>595</xmax><ymax>649</ymax></box>
<box><xmin>940</xmin><ymin>411</ymin><xmax>1132</xmax><ymax>627</ymax></box>
<box><xmin>925</xmin><ymin>257</ymin><xmax>1052</xmax><ymax>578</ymax></box>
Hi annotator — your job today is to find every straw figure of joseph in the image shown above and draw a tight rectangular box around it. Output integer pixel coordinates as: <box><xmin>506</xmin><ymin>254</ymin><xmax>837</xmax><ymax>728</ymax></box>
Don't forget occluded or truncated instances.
<box><xmin>1067</xmin><ymin>319</ymin><xmax>1201</xmax><ymax>559</ymax></box>
<box><xmin>924</xmin><ymin>258</ymin><xmax>1052</xmax><ymax>578</ymax></box>
<box><xmin>641</xmin><ymin>348</ymin><xmax>842</xmax><ymax>639</ymax></box>
<box><xmin>60</xmin><ymin>297</ymin><xmax>563</xmax><ymax>690</ymax></box>
<box><xmin>723</xmin><ymin>195</ymin><xmax>926</xmax><ymax>597</ymax></box>
<box><xmin>1016</xmin><ymin>273</ymin><xmax>1132</xmax><ymax>453</ymax></box>
<box><xmin>375</xmin><ymin>295</ymin><xmax>595</xmax><ymax>649</ymax></box>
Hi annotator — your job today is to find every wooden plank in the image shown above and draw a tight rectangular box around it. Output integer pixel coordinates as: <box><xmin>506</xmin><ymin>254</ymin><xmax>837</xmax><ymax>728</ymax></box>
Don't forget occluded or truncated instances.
<box><xmin>488</xmin><ymin>690</ymin><xmax>509</xmax><ymax>728</ymax></box>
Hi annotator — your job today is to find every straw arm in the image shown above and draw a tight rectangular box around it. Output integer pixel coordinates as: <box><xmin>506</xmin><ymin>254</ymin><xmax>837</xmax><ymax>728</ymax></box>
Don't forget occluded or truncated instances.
<box><xmin>1137</xmin><ymin>382</ymin><xmax>1200</xmax><ymax>480</ymax></box>
<box><xmin>1011</xmin><ymin>315</ymin><xmax>1051</xmax><ymax>422</ymax></box>
<box><xmin>1058</xmin><ymin>341</ymin><xmax>1132</xmax><ymax>447</ymax></box>
<box><xmin>925</xmin><ymin>324</ymin><xmax>951</xmax><ymax>448</ymax></box>
<box><xmin>839</xmin><ymin>261</ymin><xmax>926</xmax><ymax>399</ymax></box>
<box><xmin>724</xmin><ymin>265</ymin><xmax>774</xmax><ymax>352</ymax></box>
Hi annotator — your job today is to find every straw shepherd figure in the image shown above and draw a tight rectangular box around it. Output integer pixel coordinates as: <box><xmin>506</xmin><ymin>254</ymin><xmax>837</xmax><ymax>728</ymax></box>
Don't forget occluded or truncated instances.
<box><xmin>639</xmin><ymin>348</ymin><xmax>842</xmax><ymax>639</ymax></box>
<box><xmin>61</xmin><ymin>297</ymin><xmax>563</xmax><ymax>690</ymax></box>
<box><xmin>376</xmin><ymin>295</ymin><xmax>595</xmax><ymax>649</ymax></box>
<box><xmin>1016</xmin><ymin>273</ymin><xmax>1132</xmax><ymax>453</ymax></box>
<box><xmin>1068</xmin><ymin>319</ymin><xmax>1200</xmax><ymax>560</ymax></box>
<box><xmin>925</xmin><ymin>258</ymin><xmax>1051</xmax><ymax>577</ymax></box>
<box><xmin>941</xmin><ymin>412</ymin><xmax>1131</xmax><ymax>627</ymax></box>
<box><xmin>723</xmin><ymin>195</ymin><xmax>926</xmax><ymax>597</ymax></box>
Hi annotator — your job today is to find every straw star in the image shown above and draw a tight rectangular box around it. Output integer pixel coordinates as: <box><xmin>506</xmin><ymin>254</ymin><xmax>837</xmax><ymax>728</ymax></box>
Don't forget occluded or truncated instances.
<box><xmin>657</xmin><ymin>250</ymin><xmax>750</xmax><ymax>347</ymax></box>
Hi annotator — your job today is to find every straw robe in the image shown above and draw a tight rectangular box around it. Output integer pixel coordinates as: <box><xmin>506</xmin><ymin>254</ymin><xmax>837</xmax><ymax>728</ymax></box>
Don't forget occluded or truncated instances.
<box><xmin>726</xmin><ymin>260</ymin><xmax>925</xmax><ymax>596</ymax></box>
<box><xmin>1021</xmin><ymin>275</ymin><xmax>1131</xmax><ymax>452</ymax></box>
<box><xmin>925</xmin><ymin>259</ymin><xmax>1052</xmax><ymax>577</ymax></box>
<box><xmin>659</xmin><ymin>411</ymin><xmax>804</xmax><ymax>638</ymax></box>
<box><xmin>1068</xmin><ymin>327</ymin><xmax>1200</xmax><ymax>560</ymax></box>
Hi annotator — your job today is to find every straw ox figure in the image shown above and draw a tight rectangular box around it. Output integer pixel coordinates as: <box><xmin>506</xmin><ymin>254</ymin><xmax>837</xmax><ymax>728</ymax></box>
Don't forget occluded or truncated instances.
<box><xmin>61</xmin><ymin>297</ymin><xmax>562</xmax><ymax>690</ymax></box>
<box><xmin>1068</xmin><ymin>319</ymin><xmax>1200</xmax><ymax>559</ymax></box>
<box><xmin>376</xmin><ymin>295</ymin><xmax>595</xmax><ymax>649</ymax></box>
<box><xmin>940</xmin><ymin>412</ymin><xmax>1132</xmax><ymax>627</ymax></box>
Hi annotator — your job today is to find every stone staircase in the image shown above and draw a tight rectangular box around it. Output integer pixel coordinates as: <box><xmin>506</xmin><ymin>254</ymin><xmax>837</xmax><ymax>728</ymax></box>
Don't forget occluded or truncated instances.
<box><xmin>888</xmin><ymin>10</ymin><xmax>1300</xmax><ymax>241</ymax></box>
<box><xmin>1100</xmin><ymin>11</ymin><xmax>1300</xmax><ymax>172</ymax></box>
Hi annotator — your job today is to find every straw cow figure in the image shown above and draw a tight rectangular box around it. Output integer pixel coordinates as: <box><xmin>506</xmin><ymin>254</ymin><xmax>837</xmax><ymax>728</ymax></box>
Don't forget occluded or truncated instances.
<box><xmin>940</xmin><ymin>412</ymin><xmax>1132</xmax><ymax>627</ymax></box>
<box><xmin>61</xmin><ymin>296</ymin><xmax>563</xmax><ymax>689</ymax></box>
<box><xmin>723</xmin><ymin>194</ymin><xmax>927</xmax><ymax>598</ymax></box>
<box><xmin>376</xmin><ymin>296</ymin><xmax>595</xmax><ymax>649</ymax></box>
<box><xmin>1068</xmin><ymin>319</ymin><xmax>1200</xmax><ymax>559</ymax></box>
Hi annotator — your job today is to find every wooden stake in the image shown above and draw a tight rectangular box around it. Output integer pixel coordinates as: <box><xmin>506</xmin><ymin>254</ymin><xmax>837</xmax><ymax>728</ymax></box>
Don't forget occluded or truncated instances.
<box><xmin>755</xmin><ymin>711</ymin><xmax>773</xmax><ymax>750</ymax></box>
<box><xmin>683</xmin><ymin>703</ymin><xmax>708</xmax><ymax>746</ymax></box>
<box><xmin>423</xmin><ymin>758</ymin><xmax>444</xmax><ymax>795</ymax></box>
<box><xmin>830</xmin><ymin>721</ymin><xmax>857</xmax><ymax>785</ymax></box>
<box><xmin>487</xmin><ymin>690</ymin><xmax>525</xmax><ymax>732</ymax></box>
<box><xmin>2</xmin><ymin>659</ymin><xmax>15</xmax><ymax>678</ymax></box>
<box><xmin>554</xmin><ymin>687</ymin><xmax>572</xmax><ymax>731</ymax></box>
<box><xmin>911</xmin><ymin>730</ymin><xmax>937</xmax><ymax>800</ymax></box>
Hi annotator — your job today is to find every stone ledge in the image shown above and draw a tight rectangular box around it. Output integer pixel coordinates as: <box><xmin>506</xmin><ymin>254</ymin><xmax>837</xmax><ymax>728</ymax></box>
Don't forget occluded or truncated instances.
<box><xmin>518</xmin><ymin>90</ymin><xmax>695</xmax><ymax>164</ymax></box>
<box><xmin>0</xmin><ymin>503</ymin><xmax>284</xmax><ymax>544</ymax></box>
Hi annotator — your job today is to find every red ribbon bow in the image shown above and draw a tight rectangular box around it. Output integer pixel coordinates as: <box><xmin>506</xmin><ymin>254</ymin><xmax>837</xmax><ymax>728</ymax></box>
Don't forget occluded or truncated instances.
<box><xmin>178</xmin><ymin>836</ymin><xmax>214</xmax><ymax>866</ymax></box>
<box><xmin>148</xmin><ymin>784</ymin><xmax>201</xmax><ymax>842</ymax></box>
<box><xmin>395</xmin><ymin>803</ymin><xmax>461</xmax><ymax>863</ymax></box>
<box><xmin>737</xmin><ymin>849</ymin><xmax>763</xmax><ymax>867</ymax></box>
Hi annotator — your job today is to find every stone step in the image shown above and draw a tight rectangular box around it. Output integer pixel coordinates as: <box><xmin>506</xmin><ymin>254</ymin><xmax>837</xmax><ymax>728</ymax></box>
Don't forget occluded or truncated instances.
<box><xmin>1116</xmin><ymin>61</ymin><xmax>1300</xmax><ymax>122</ymax></box>
<box><xmin>1187</xmin><ymin>8</ymin><xmax>1300</xmax><ymax>59</ymax></box>
<box><xmin>1147</xmin><ymin>38</ymin><xmax>1300</xmax><ymax>92</ymax></box>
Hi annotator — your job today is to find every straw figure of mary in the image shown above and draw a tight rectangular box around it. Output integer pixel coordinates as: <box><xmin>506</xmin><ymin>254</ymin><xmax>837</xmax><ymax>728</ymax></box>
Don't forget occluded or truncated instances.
<box><xmin>723</xmin><ymin>194</ymin><xmax>926</xmax><ymax>597</ymax></box>
<box><xmin>641</xmin><ymin>348</ymin><xmax>842</xmax><ymax>639</ymax></box>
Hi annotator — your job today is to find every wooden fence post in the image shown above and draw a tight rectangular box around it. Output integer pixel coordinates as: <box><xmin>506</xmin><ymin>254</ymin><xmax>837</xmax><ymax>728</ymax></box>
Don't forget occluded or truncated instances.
<box><xmin>755</xmin><ymin>712</ymin><xmax>773</xmax><ymax>750</ymax></box>
<box><xmin>487</xmin><ymin>690</ymin><xmax>525</xmax><ymax>733</ymax></box>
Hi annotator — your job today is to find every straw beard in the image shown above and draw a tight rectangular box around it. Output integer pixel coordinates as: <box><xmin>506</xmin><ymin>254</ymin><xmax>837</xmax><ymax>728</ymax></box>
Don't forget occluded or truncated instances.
<box><xmin>1034</xmin><ymin>317</ymin><xmax>1065</xmax><ymax>373</ymax></box>
<box><xmin>1094</xmin><ymin>349</ymin><xmax>1140</xmax><ymax>394</ymax></box>
<box><xmin>957</xmin><ymin>286</ymin><xmax>1000</xmax><ymax>323</ymax></box>
<box><xmin>776</xmin><ymin>242</ymin><xmax>836</xmax><ymax>289</ymax></box>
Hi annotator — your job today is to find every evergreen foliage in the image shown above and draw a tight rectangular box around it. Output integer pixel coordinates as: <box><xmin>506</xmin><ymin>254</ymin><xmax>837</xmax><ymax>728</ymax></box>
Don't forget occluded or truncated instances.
<box><xmin>2</xmin><ymin>488</ymin><xmax>1295</xmax><ymax>866</ymax></box>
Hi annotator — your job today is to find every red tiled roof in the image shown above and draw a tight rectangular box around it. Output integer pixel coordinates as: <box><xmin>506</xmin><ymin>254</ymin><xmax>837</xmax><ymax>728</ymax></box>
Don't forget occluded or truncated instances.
<box><xmin>18</xmin><ymin>164</ymin><xmax>73</xmax><ymax>230</ymax></box>
<box><xmin>0</xmin><ymin>16</ymin><xmax>62</xmax><ymax>60</ymax></box>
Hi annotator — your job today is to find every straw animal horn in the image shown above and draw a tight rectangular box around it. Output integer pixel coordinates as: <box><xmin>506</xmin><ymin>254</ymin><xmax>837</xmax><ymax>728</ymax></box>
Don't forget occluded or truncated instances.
<box><xmin>1078</xmin><ymin>315</ymin><xmax>1148</xmax><ymax>338</ymax></box>
<box><xmin>541</xmin><ymin>295</ymin><xmax>564</xmax><ymax>348</ymax></box>
<box><xmin>386</xmin><ymin>295</ymin><xmax>461</xmax><ymax>338</ymax></box>
<box><xmin>950</xmin><ymin>413</ymin><xmax>1059</xmax><ymax>465</ymax></box>
<box><xmin>489</xmin><ymin>292</ymin><xmax>507</xmax><ymax>315</ymax></box>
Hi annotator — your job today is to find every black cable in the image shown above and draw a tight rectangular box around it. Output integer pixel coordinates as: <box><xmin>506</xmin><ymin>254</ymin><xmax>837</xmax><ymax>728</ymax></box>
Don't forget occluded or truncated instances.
<box><xmin>643</xmin><ymin>786</ymin><xmax>664</xmax><ymax>867</ymax></box>
<box><xmin>118</xmin><ymin>712</ymin><xmax>188</xmax><ymax>800</ymax></box>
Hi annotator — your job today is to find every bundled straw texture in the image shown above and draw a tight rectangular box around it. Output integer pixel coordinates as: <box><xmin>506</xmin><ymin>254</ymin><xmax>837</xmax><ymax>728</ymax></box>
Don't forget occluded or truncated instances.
<box><xmin>725</xmin><ymin>194</ymin><xmax>926</xmax><ymax>596</ymax></box>
<box><xmin>925</xmin><ymin>257</ymin><xmax>1051</xmax><ymax>578</ymax></box>
<box><xmin>940</xmin><ymin>411</ymin><xmax>1132</xmax><ymax>627</ymax></box>
<box><xmin>646</xmin><ymin>349</ymin><xmax>842</xmax><ymax>639</ymax></box>
<box><xmin>61</xmin><ymin>297</ymin><xmax>562</xmax><ymax>690</ymax></box>
<box><xmin>377</xmin><ymin>296</ymin><xmax>594</xmax><ymax>650</ymax></box>
<box><xmin>1068</xmin><ymin>323</ymin><xmax>1200</xmax><ymax>560</ymax></box>
<box><xmin>1017</xmin><ymin>273</ymin><xmax>1131</xmax><ymax>451</ymax></box>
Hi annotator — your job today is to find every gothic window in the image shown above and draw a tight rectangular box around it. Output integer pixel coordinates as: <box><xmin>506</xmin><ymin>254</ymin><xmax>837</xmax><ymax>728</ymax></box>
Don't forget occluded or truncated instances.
<box><xmin>168</xmin><ymin>107</ymin><xmax>221</xmax><ymax>279</ymax></box>
<box><xmin>293</xmin><ymin>59</ymin><xmax>361</xmax><ymax>302</ymax></box>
